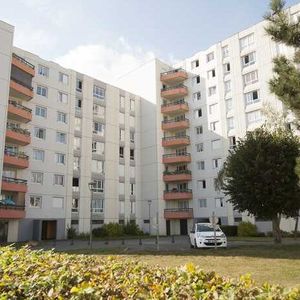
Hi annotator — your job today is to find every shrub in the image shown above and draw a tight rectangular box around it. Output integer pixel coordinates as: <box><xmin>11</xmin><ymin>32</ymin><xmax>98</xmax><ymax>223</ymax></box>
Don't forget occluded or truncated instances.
<box><xmin>220</xmin><ymin>225</ymin><xmax>238</xmax><ymax>236</ymax></box>
<box><xmin>66</xmin><ymin>226</ymin><xmax>76</xmax><ymax>239</ymax></box>
<box><xmin>0</xmin><ymin>246</ymin><xmax>299</xmax><ymax>299</ymax></box>
<box><xmin>238</xmin><ymin>221</ymin><xmax>258</xmax><ymax>237</ymax></box>
<box><xmin>104</xmin><ymin>222</ymin><xmax>124</xmax><ymax>237</ymax></box>
<box><xmin>123</xmin><ymin>221</ymin><xmax>143</xmax><ymax>236</ymax></box>
<box><xmin>92</xmin><ymin>226</ymin><xmax>108</xmax><ymax>238</ymax></box>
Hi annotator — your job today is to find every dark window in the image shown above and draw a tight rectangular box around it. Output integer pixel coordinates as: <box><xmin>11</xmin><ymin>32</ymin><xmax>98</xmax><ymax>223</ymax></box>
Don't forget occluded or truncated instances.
<box><xmin>119</xmin><ymin>146</ymin><xmax>124</xmax><ymax>158</ymax></box>
<box><xmin>92</xmin><ymin>220</ymin><xmax>104</xmax><ymax>224</ymax></box>
<box><xmin>130</xmin><ymin>149</ymin><xmax>134</xmax><ymax>160</ymax></box>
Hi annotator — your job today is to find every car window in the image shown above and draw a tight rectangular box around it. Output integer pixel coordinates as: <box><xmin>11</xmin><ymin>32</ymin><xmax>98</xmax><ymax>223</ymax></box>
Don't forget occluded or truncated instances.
<box><xmin>196</xmin><ymin>224</ymin><xmax>221</xmax><ymax>232</ymax></box>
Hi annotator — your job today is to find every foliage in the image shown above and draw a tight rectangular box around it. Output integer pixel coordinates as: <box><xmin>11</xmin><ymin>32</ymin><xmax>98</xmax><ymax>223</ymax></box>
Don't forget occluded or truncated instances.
<box><xmin>66</xmin><ymin>226</ymin><xmax>77</xmax><ymax>240</ymax></box>
<box><xmin>217</xmin><ymin>127</ymin><xmax>300</xmax><ymax>243</ymax></box>
<box><xmin>238</xmin><ymin>222</ymin><xmax>258</xmax><ymax>237</ymax></box>
<box><xmin>123</xmin><ymin>221</ymin><xmax>143</xmax><ymax>236</ymax></box>
<box><xmin>92</xmin><ymin>226</ymin><xmax>108</xmax><ymax>238</ymax></box>
<box><xmin>220</xmin><ymin>225</ymin><xmax>238</xmax><ymax>237</ymax></box>
<box><xmin>0</xmin><ymin>246</ymin><xmax>299</xmax><ymax>299</ymax></box>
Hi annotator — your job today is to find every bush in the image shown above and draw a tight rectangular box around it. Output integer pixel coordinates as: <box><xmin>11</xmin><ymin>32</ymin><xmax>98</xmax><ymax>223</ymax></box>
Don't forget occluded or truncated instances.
<box><xmin>123</xmin><ymin>221</ymin><xmax>143</xmax><ymax>236</ymax></box>
<box><xmin>238</xmin><ymin>221</ymin><xmax>258</xmax><ymax>237</ymax></box>
<box><xmin>220</xmin><ymin>225</ymin><xmax>238</xmax><ymax>236</ymax></box>
<box><xmin>0</xmin><ymin>246</ymin><xmax>299</xmax><ymax>299</ymax></box>
<box><xmin>92</xmin><ymin>226</ymin><xmax>108</xmax><ymax>238</ymax></box>
<box><xmin>66</xmin><ymin>226</ymin><xmax>76</xmax><ymax>239</ymax></box>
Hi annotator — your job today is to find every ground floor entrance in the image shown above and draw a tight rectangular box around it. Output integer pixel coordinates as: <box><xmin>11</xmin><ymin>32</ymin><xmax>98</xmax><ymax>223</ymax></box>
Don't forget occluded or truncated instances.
<box><xmin>41</xmin><ymin>220</ymin><xmax>57</xmax><ymax>240</ymax></box>
<box><xmin>0</xmin><ymin>221</ymin><xmax>8</xmax><ymax>242</ymax></box>
<box><xmin>166</xmin><ymin>219</ymin><xmax>189</xmax><ymax>235</ymax></box>
<box><xmin>180</xmin><ymin>219</ymin><xmax>188</xmax><ymax>235</ymax></box>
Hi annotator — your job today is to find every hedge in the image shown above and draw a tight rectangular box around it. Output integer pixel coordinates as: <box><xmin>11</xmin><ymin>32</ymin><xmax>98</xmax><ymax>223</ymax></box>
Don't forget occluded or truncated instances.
<box><xmin>220</xmin><ymin>225</ymin><xmax>238</xmax><ymax>237</ymax></box>
<box><xmin>0</xmin><ymin>246</ymin><xmax>299</xmax><ymax>299</ymax></box>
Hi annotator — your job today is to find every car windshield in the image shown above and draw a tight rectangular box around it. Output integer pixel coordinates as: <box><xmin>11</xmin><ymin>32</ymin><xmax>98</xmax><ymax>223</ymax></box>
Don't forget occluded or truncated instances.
<box><xmin>196</xmin><ymin>224</ymin><xmax>221</xmax><ymax>232</ymax></box>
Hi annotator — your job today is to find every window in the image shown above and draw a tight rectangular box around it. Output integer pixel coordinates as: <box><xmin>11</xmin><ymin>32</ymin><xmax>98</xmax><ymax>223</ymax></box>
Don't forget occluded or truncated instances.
<box><xmin>224</xmin><ymin>80</ymin><xmax>231</xmax><ymax>93</ymax></box>
<box><xmin>207</xmin><ymin>52</ymin><xmax>214</xmax><ymax>62</ymax></box>
<box><xmin>130</xmin><ymin>149</ymin><xmax>134</xmax><ymax>160</ymax></box>
<box><xmin>130</xmin><ymin>131</ymin><xmax>135</xmax><ymax>143</ymax></box>
<box><xmin>54</xmin><ymin>174</ymin><xmax>64</xmax><ymax>186</ymax></box>
<box><xmin>223</xmin><ymin>63</ymin><xmax>230</xmax><ymax>73</ymax></box>
<box><xmin>31</xmin><ymin>172</ymin><xmax>43</xmax><ymax>184</ymax></box>
<box><xmin>197</xmin><ymin>161</ymin><xmax>205</xmax><ymax>170</ymax></box>
<box><xmin>58</xmin><ymin>91</ymin><xmax>68</xmax><ymax>104</ymax></box>
<box><xmin>196</xmin><ymin>143</ymin><xmax>204</xmax><ymax>152</ymax></box>
<box><xmin>192</xmin><ymin>75</ymin><xmax>200</xmax><ymax>85</ymax></box>
<box><xmin>72</xmin><ymin>177</ymin><xmax>79</xmax><ymax>192</ymax></box>
<box><xmin>74</xmin><ymin>137</ymin><xmax>81</xmax><ymax>150</ymax></box>
<box><xmin>194</xmin><ymin>109</ymin><xmax>202</xmax><ymax>118</ymax></box>
<box><xmin>222</xmin><ymin>46</ymin><xmax>229</xmax><ymax>58</ymax></box>
<box><xmin>227</xmin><ymin>117</ymin><xmax>234</xmax><ymax>130</ymax></box>
<box><xmin>93</xmin><ymin>85</ymin><xmax>105</xmax><ymax>99</ymax></box>
<box><xmin>29</xmin><ymin>196</ymin><xmax>42</xmax><ymax>208</ymax></box>
<box><xmin>207</xmin><ymin>69</ymin><xmax>216</xmax><ymax>79</ymax></box>
<box><xmin>94</xmin><ymin>180</ymin><xmax>104</xmax><ymax>192</ymax></box>
<box><xmin>246</xmin><ymin>110</ymin><xmax>262</xmax><ymax>124</ymax></box>
<box><xmin>193</xmin><ymin>92</ymin><xmax>201</xmax><ymax>101</ymax></box>
<box><xmin>34</xmin><ymin>127</ymin><xmax>46</xmax><ymax>140</ymax></box>
<box><xmin>74</xmin><ymin>117</ymin><xmax>81</xmax><ymax>131</ymax></box>
<box><xmin>92</xmin><ymin>199</ymin><xmax>104</xmax><ymax>213</ymax></box>
<box><xmin>119</xmin><ymin>112</ymin><xmax>125</xmax><ymax>124</ymax></box>
<box><xmin>55</xmin><ymin>153</ymin><xmax>65</xmax><ymax>165</ymax></box>
<box><xmin>212</xmin><ymin>139</ymin><xmax>221</xmax><ymax>150</ymax></box>
<box><xmin>93</xmin><ymin>104</ymin><xmax>105</xmax><ymax>117</ymax></box>
<box><xmin>210</xmin><ymin>121</ymin><xmax>220</xmax><ymax>132</ymax></box>
<box><xmin>35</xmin><ymin>106</ymin><xmax>47</xmax><ymax>118</ymax></box>
<box><xmin>191</xmin><ymin>59</ymin><xmax>199</xmax><ymax>69</ymax></box>
<box><xmin>225</xmin><ymin>98</ymin><xmax>233</xmax><ymax>112</ymax></box>
<box><xmin>52</xmin><ymin>197</ymin><xmax>64</xmax><ymax>208</ymax></box>
<box><xmin>245</xmin><ymin>90</ymin><xmax>259</xmax><ymax>105</ymax></box>
<box><xmin>76</xmin><ymin>79</ymin><xmax>83</xmax><ymax>92</ymax></box>
<box><xmin>59</xmin><ymin>72</ymin><xmax>69</xmax><ymax>84</ymax></box>
<box><xmin>242</xmin><ymin>52</ymin><xmax>256</xmax><ymax>67</ymax></box>
<box><xmin>196</xmin><ymin>125</ymin><xmax>203</xmax><ymax>135</ymax></box>
<box><xmin>213</xmin><ymin>158</ymin><xmax>221</xmax><ymax>169</ymax></box>
<box><xmin>93</xmin><ymin>122</ymin><xmax>105</xmax><ymax>136</ymax></box>
<box><xmin>130</xmin><ymin>166</ymin><xmax>135</xmax><ymax>178</ymax></box>
<box><xmin>199</xmin><ymin>199</ymin><xmax>207</xmax><ymax>208</ymax></box>
<box><xmin>198</xmin><ymin>180</ymin><xmax>206</xmax><ymax>189</ymax></box>
<box><xmin>130</xmin><ymin>183</ymin><xmax>135</xmax><ymax>196</ymax></box>
<box><xmin>129</xmin><ymin>116</ymin><xmax>135</xmax><ymax>127</ymax></box>
<box><xmin>73</xmin><ymin>157</ymin><xmax>80</xmax><ymax>170</ymax></box>
<box><xmin>119</xmin><ymin>201</ymin><xmax>125</xmax><ymax>214</ymax></box>
<box><xmin>92</xmin><ymin>141</ymin><xmax>104</xmax><ymax>155</ymax></box>
<box><xmin>208</xmin><ymin>86</ymin><xmax>216</xmax><ymax>96</ymax></box>
<box><xmin>119</xmin><ymin>164</ymin><xmax>125</xmax><ymax>177</ymax></box>
<box><xmin>215</xmin><ymin>197</ymin><xmax>225</xmax><ymax>208</ymax></box>
<box><xmin>209</xmin><ymin>103</ymin><xmax>218</xmax><ymax>115</ymax></box>
<box><xmin>72</xmin><ymin>198</ymin><xmax>79</xmax><ymax>213</ymax></box>
<box><xmin>57</xmin><ymin>111</ymin><xmax>67</xmax><ymax>123</ymax></box>
<box><xmin>56</xmin><ymin>132</ymin><xmax>67</xmax><ymax>144</ymax></box>
<box><xmin>119</xmin><ymin>129</ymin><xmax>125</xmax><ymax>141</ymax></box>
<box><xmin>75</xmin><ymin>98</ymin><xmax>82</xmax><ymax>113</ymax></box>
<box><xmin>38</xmin><ymin>65</ymin><xmax>49</xmax><ymax>77</ymax></box>
<box><xmin>229</xmin><ymin>136</ymin><xmax>236</xmax><ymax>149</ymax></box>
<box><xmin>120</xmin><ymin>96</ymin><xmax>125</xmax><ymax>109</ymax></box>
<box><xmin>243</xmin><ymin>70</ymin><xmax>258</xmax><ymax>86</ymax></box>
<box><xmin>130</xmin><ymin>98</ymin><xmax>135</xmax><ymax>111</ymax></box>
<box><xmin>119</xmin><ymin>146</ymin><xmax>124</xmax><ymax>158</ymax></box>
<box><xmin>240</xmin><ymin>33</ymin><xmax>254</xmax><ymax>49</ymax></box>
<box><xmin>92</xmin><ymin>160</ymin><xmax>104</xmax><ymax>173</ymax></box>
<box><xmin>130</xmin><ymin>201</ymin><xmax>136</xmax><ymax>214</ymax></box>
<box><xmin>32</xmin><ymin>149</ymin><xmax>45</xmax><ymax>161</ymax></box>
<box><xmin>119</xmin><ymin>182</ymin><xmax>125</xmax><ymax>195</ymax></box>
<box><xmin>36</xmin><ymin>85</ymin><xmax>47</xmax><ymax>97</ymax></box>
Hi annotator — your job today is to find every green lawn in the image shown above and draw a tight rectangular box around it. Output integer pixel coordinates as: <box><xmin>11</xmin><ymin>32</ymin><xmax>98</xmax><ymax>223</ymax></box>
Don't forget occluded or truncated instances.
<box><xmin>66</xmin><ymin>243</ymin><xmax>300</xmax><ymax>288</ymax></box>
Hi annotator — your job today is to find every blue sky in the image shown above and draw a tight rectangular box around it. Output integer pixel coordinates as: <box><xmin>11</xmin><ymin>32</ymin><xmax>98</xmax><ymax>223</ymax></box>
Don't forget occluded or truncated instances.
<box><xmin>1</xmin><ymin>0</ymin><xmax>299</xmax><ymax>84</ymax></box>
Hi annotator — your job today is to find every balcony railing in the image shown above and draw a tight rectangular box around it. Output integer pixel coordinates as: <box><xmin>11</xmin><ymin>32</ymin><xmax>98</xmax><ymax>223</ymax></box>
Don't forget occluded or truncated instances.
<box><xmin>161</xmin><ymin>99</ymin><xmax>186</xmax><ymax>108</ymax></box>
<box><xmin>163</xmin><ymin>170</ymin><xmax>191</xmax><ymax>176</ymax></box>
<box><xmin>0</xmin><ymin>204</ymin><xmax>25</xmax><ymax>210</ymax></box>
<box><xmin>4</xmin><ymin>149</ymin><xmax>29</xmax><ymax>160</ymax></box>
<box><xmin>161</xmin><ymin>84</ymin><xmax>187</xmax><ymax>92</ymax></box>
<box><xmin>12</xmin><ymin>53</ymin><xmax>35</xmax><ymax>70</ymax></box>
<box><xmin>10</xmin><ymin>77</ymin><xmax>33</xmax><ymax>91</ymax></box>
<box><xmin>160</xmin><ymin>68</ymin><xmax>186</xmax><ymax>77</ymax></box>
<box><xmin>163</xmin><ymin>153</ymin><xmax>190</xmax><ymax>158</ymax></box>
<box><xmin>162</xmin><ymin>118</ymin><xmax>188</xmax><ymax>124</ymax></box>
<box><xmin>2</xmin><ymin>176</ymin><xmax>27</xmax><ymax>185</ymax></box>
<box><xmin>8</xmin><ymin>100</ymin><xmax>32</xmax><ymax>113</ymax></box>
<box><xmin>6</xmin><ymin>125</ymin><xmax>30</xmax><ymax>136</ymax></box>
<box><xmin>164</xmin><ymin>208</ymin><xmax>193</xmax><ymax>212</ymax></box>
<box><xmin>164</xmin><ymin>189</ymin><xmax>192</xmax><ymax>193</ymax></box>
<box><xmin>162</xmin><ymin>135</ymin><xmax>190</xmax><ymax>142</ymax></box>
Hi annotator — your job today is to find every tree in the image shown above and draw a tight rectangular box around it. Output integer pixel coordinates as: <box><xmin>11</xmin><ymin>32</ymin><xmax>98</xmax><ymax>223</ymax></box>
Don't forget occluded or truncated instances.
<box><xmin>264</xmin><ymin>0</ymin><xmax>300</xmax><ymax>118</ymax></box>
<box><xmin>217</xmin><ymin>127</ymin><xmax>300</xmax><ymax>243</ymax></box>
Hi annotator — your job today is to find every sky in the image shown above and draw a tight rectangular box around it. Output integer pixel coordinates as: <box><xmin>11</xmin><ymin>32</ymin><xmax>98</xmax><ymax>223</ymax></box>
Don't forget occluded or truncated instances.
<box><xmin>1</xmin><ymin>0</ymin><xmax>299</xmax><ymax>85</ymax></box>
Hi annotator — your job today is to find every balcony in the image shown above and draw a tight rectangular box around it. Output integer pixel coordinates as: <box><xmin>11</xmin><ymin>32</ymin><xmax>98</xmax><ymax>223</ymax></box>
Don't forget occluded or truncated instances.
<box><xmin>163</xmin><ymin>153</ymin><xmax>191</xmax><ymax>164</ymax></box>
<box><xmin>0</xmin><ymin>204</ymin><xmax>25</xmax><ymax>219</ymax></box>
<box><xmin>12</xmin><ymin>53</ymin><xmax>35</xmax><ymax>77</ymax></box>
<box><xmin>162</xmin><ymin>136</ymin><xmax>190</xmax><ymax>148</ymax></box>
<box><xmin>163</xmin><ymin>170</ymin><xmax>192</xmax><ymax>182</ymax></box>
<box><xmin>3</xmin><ymin>150</ymin><xmax>29</xmax><ymax>169</ymax></box>
<box><xmin>10</xmin><ymin>78</ymin><xmax>34</xmax><ymax>101</ymax></box>
<box><xmin>161</xmin><ymin>85</ymin><xmax>188</xmax><ymax>100</ymax></box>
<box><xmin>161</xmin><ymin>100</ymin><xmax>189</xmax><ymax>115</ymax></box>
<box><xmin>7</xmin><ymin>100</ymin><xmax>32</xmax><ymax>123</ymax></box>
<box><xmin>164</xmin><ymin>208</ymin><xmax>193</xmax><ymax>220</ymax></box>
<box><xmin>162</xmin><ymin>118</ymin><xmax>189</xmax><ymax>131</ymax></box>
<box><xmin>5</xmin><ymin>125</ymin><xmax>31</xmax><ymax>146</ymax></box>
<box><xmin>1</xmin><ymin>176</ymin><xmax>27</xmax><ymax>193</ymax></box>
<box><xmin>164</xmin><ymin>189</ymin><xmax>193</xmax><ymax>201</ymax></box>
<box><xmin>160</xmin><ymin>69</ymin><xmax>188</xmax><ymax>84</ymax></box>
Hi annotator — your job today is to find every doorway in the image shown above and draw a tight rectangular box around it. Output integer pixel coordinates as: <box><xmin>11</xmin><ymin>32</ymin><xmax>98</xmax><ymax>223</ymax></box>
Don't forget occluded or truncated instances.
<box><xmin>41</xmin><ymin>220</ymin><xmax>57</xmax><ymax>240</ymax></box>
<box><xmin>180</xmin><ymin>219</ymin><xmax>188</xmax><ymax>235</ymax></box>
<box><xmin>0</xmin><ymin>221</ymin><xmax>8</xmax><ymax>243</ymax></box>
<box><xmin>166</xmin><ymin>220</ymin><xmax>170</xmax><ymax>236</ymax></box>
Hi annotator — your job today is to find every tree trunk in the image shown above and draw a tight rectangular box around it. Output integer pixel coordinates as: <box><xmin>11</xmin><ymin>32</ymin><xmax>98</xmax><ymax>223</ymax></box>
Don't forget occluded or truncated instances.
<box><xmin>272</xmin><ymin>215</ymin><xmax>282</xmax><ymax>244</ymax></box>
<box><xmin>294</xmin><ymin>214</ymin><xmax>299</xmax><ymax>239</ymax></box>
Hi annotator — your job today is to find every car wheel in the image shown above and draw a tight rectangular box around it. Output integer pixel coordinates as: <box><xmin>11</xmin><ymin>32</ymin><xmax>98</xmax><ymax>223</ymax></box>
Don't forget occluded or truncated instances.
<box><xmin>190</xmin><ymin>242</ymin><xmax>194</xmax><ymax>249</ymax></box>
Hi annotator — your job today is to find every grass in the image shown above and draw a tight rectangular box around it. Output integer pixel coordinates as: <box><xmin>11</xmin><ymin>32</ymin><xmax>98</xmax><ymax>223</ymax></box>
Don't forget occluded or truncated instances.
<box><xmin>65</xmin><ymin>243</ymin><xmax>300</xmax><ymax>288</ymax></box>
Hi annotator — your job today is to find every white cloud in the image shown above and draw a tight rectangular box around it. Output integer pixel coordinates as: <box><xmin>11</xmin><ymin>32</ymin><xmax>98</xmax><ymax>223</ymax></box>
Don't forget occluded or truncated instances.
<box><xmin>54</xmin><ymin>37</ymin><xmax>157</xmax><ymax>85</ymax></box>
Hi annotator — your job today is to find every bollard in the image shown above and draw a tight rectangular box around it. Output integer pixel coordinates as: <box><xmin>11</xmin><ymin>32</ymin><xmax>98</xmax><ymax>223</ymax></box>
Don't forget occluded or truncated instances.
<box><xmin>172</xmin><ymin>235</ymin><xmax>175</xmax><ymax>243</ymax></box>
<box><xmin>139</xmin><ymin>237</ymin><xmax>142</xmax><ymax>246</ymax></box>
<box><xmin>121</xmin><ymin>238</ymin><xmax>125</xmax><ymax>245</ymax></box>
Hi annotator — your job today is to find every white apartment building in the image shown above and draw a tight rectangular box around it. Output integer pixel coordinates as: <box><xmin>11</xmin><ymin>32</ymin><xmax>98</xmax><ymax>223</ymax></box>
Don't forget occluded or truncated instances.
<box><xmin>1</xmin><ymin>3</ymin><xmax>300</xmax><ymax>242</ymax></box>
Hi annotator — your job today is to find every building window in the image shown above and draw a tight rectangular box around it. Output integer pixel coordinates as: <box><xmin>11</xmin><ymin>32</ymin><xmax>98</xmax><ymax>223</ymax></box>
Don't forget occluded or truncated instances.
<box><xmin>224</xmin><ymin>80</ymin><xmax>231</xmax><ymax>93</ymax></box>
<box><xmin>31</xmin><ymin>172</ymin><xmax>43</xmax><ymax>184</ymax></box>
<box><xmin>57</xmin><ymin>111</ymin><xmax>67</xmax><ymax>123</ymax></box>
<box><xmin>130</xmin><ymin>166</ymin><xmax>135</xmax><ymax>178</ymax></box>
<box><xmin>58</xmin><ymin>91</ymin><xmax>68</xmax><ymax>104</ymax></box>
<box><xmin>35</xmin><ymin>106</ymin><xmax>47</xmax><ymax>118</ymax></box>
<box><xmin>54</xmin><ymin>174</ymin><xmax>64</xmax><ymax>186</ymax></box>
<box><xmin>129</xmin><ymin>116</ymin><xmax>135</xmax><ymax>127</ymax></box>
<box><xmin>191</xmin><ymin>59</ymin><xmax>199</xmax><ymax>69</ymax></box>
<box><xmin>75</xmin><ymin>98</ymin><xmax>82</xmax><ymax>114</ymax></box>
<box><xmin>213</xmin><ymin>158</ymin><xmax>221</xmax><ymax>169</ymax></box>
<box><xmin>192</xmin><ymin>75</ymin><xmax>200</xmax><ymax>85</ymax></box>
<box><xmin>93</xmin><ymin>85</ymin><xmax>105</xmax><ymax>99</ymax></box>
<box><xmin>193</xmin><ymin>92</ymin><xmax>201</xmax><ymax>101</ymax></box>
<box><xmin>93</xmin><ymin>122</ymin><xmax>105</xmax><ymax>136</ymax></box>
<box><xmin>243</xmin><ymin>70</ymin><xmax>258</xmax><ymax>86</ymax></box>
<box><xmin>93</xmin><ymin>104</ymin><xmax>105</xmax><ymax>117</ymax></box>
<box><xmin>208</xmin><ymin>86</ymin><xmax>216</xmax><ymax>96</ymax></box>
<box><xmin>207</xmin><ymin>52</ymin><xmax>214</xmax><ymax>62</ymax></box>
<box><xmin>55</xmin><ymin>153</ymin><xmax>65</xmax><ymax>165</ymax></box>
<box><xmin>197</xmin><ymin>161</ymin><xmax>205</xmax><ymax>170</ymax></box>
<box><xmin>94</xmin><ymin>180</ymin><xmax>104</xmax><ymax>192</ymax></box>
<box><xmin>72</xmin><ymin>198</ymin><xmax>79</xmax><ymax>213</ymax></box>
<box><xmin>215</xmin><ymin>197</ymin><xmax>225</xmax><ymax>208</ymax></box>
<box><xmin>194</xmin><ymin>109</ymin><xmax>202</xmax><ymax>118</ymax></box>
<box><xmin>227</xmin><ymin>117</ymin><xmax>234</xmax><ymax>130</ymax></box>
<box><xmin>242</xmin><ymin>52</ymin><xmax>256</xmax><ymax>67</ymax></box>
<box><xmin>199</xmin><ymin>199</ymin><xmax>207</xmax><ymax>208</ymax></box>
<box><xmin>59</xmin><ymin>72</ymin><xmax>69</xmax><ymax>84</ymax></box>
<box><xmin>210</xmin><ymin>121</ymin><xmax>219</xmax><ymax>132</ymax></box>
<box><xmin>74</xmin><ymin>117</ymin><xmax>81</xmax><ymax>131</ymax></box>
<box><xmin>92</xmin><ymin>141</ymin><xmax>104</xmax><ymax>155</ymax></box>
<box><xmin>92</xmin><ymin>199</ymin><xmax>104</xmax><ymax>213</ymax></box>
<box><xmin>246</xmin><ymin>110</ymin><xmax>262</xmax><ymax>125</ymax></box>
<box><xmin>130</xmin><ymin>183</ymin><xmax>135</xmax><ymax>196</ymax></box>
<box><xmin>245</xmin><ymin>90</ymin><xmax>259</xmax><ymax>105</ymax></box>
<box><xmin>223</xmin><ymin>62</ymin><xmax>230</xmax><ymax>74</ymax></box>
<box><xmin>34</xmin><ymin>127</ymin><xmax>46</xmax><ymax>140</ymax></box>
<box><xmin>120</xmin><ymin>96</ymin><xmax>125</xmax><ymax>109</ymax></box>
<box><xmin>73</xmin><ymin>137</ymin><xmax>81</xmax><ymax>150</ymax></box>
<box><xmin>209</xmin><ymin>103</ymin><xmax>218</xmax><ymax>115</ymax></box>
<box><xmin>119</xmin><ymin>146</ymin><xmax>124</xmax><ymax>158</ymax></box>
<box><xmin>207</xmin><ymin>69</ymin><xmax>216</xmax><ymax>79</ymax></box>
<box><xmin>92</xmin><ymin>160</ymin><xmax>104</xmax><ymax>173</ymax></box>
<box><xmin>222</xmin><ymin>46</ymin><xmax>229</xmax><ymax>58</ymax></box>
<box><xmin>130</xmin><ymin>149</ymin><xmax>134</xmax><ymax>160</ymax></box>
<box><xmin>76</xmin><ymin>79</ymin><xmax>83</xmax><ymax>92</ymax></box>
<box><xmin>36</xmin><ymin>85</ymin><xmax>48</xmax><ymax>97</ymax></box>
<box><xmin>130</xmin><ymin>131</ymin><xmax>135</xmax><ymax>143</ymax></box>
<box><xmin>229</xmin><ymin>136</ymin><xmax>236</xmax><ymax>149</ymax></box>
<box><xmin>73</xmin><ymin>157</ymin><xmax>80</xmax><ymax>171</ymax></box>
<box><xmin>196</xmin><ymin>143</ymin><xmax>204</xmax><ymax>152</ymax></box>
<box><xmin>196</xmin><ymin>125</ymin><xmax>203</xmax><ymax>135</ymax></box>
<box><xmin>130</xmin><ymin>201</ymin><xmax>136</xmax><ymax>214</ymax></box>
<box><xmin>212</xmin><ymin>139</ymin><xmax>221</xmax><ymax>150</ymax></box>
<box><xmin>130</xmin><ymin>98</ymin><xmax>135</xmax><ymax>111</ymax></box>
<box><xmin>225</xmin><ymin>98</ymin><xmax>233</xmax><ymax>112</ymax></box>
<box><xmin>198</xmin><ymin>180</ymin><xmax>206</xmax><ymax>189</ymax></box>
<box><xmin>119</xmin><ymin>129</ymin><xmax>125</xmax><ymax>141</ymax></box>
<box><xmin>72</xmin><ymin>177</ymin><xmax>79</xmax><ymax>192</ymax></box>
<box><xmin>240</xmin><ymin>33</ymin><xmax>254</xmax><ymax>50</ymax></box>
<box><xmin>56</xmin><ymin>132</ymin><xmax>67</xmax><ymax>144</ymax></box>
<box><xmin>119</xmin><ymin>182</ymin><xmax>125</xmax><ymax>195</ymax></box>
<box><xmin>29</xmin><ymin>196</ymin><xmax>42</xmax><ymax>208</ymax></box>
<box><xmin>38</xmin><ymin>65</ymin><xmax>49</xmax><ymax>77</ymax></box>
<box><xmin>119</xmin><ymin>201</ymin><xmax>125</xmax><ymax>214</ymax></box>
<box><xmin>52</xmin><ymin>197</ymin><xmax>64</xmax><ymax>208</ymax></box>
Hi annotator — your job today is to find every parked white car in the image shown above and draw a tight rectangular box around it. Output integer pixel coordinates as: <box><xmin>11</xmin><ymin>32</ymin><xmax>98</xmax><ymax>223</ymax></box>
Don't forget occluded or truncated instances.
<box><xmin>190</xmin><ymin>223</ymin><xmax>227</xmax><ymax>248</ymax></box>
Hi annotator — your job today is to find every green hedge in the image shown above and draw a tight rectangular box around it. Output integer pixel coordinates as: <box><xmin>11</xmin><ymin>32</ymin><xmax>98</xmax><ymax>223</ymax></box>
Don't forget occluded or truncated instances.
<box><xmin>0</xmin><ymin>247</ymin><xmax>299</xmax><ymax>299</ymax></box>
<box><xmin>220</xmin><ymin>225</ymin><xmax>238</xmax><ymax>236</ymax></box>
<box><xmin>238</xmin><ymin>221</ymin><xmax>258</xmax><ymax>237</ymax></box>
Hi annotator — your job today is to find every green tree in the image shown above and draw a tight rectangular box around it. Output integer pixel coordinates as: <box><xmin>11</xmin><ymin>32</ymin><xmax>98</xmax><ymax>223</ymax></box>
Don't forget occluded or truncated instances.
<box><xmin>217</xmin><ymin>127</ymin><xmax>300</xmax><ymax>243</ymax></box>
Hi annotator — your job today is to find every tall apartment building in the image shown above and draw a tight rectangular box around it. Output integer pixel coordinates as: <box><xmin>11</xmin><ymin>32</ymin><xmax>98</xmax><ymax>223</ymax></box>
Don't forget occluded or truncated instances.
<box><xmin>1</xmin><ymin>3</ymin><xmax>299</xmax><ymax>242</ymax></box>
